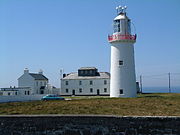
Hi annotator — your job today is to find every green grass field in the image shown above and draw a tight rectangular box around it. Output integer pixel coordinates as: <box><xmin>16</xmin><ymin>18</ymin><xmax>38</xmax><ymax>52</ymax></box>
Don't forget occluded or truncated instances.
<box><xmin>0</xmin><ymin>93</ymin><xmax>180</xmax><ymax>116</ymax></box>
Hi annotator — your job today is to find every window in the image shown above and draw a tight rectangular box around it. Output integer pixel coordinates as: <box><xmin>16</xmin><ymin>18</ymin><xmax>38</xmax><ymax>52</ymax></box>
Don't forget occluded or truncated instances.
<box><xmin>83</xmin><ymin>70</ymin><xmax>85</xmax><ymax>74</ymax></box>
<box><xmin>119</xmin><ymin>60</ymin><xmax>123</xmax><ymax>66</ymax></box>
<box><xmin>87</xmin><ymin>70</ymin><xmax>90</xmax><ymax>74</ymax></box>
<box><xmin>40</xmin><ymin>82</ymin><xmax>42</xmax><ymax>86</ymax></box>
<box><xmin>79</xmin><ymin>81</ymin><xmax>82</xmax><ymax>85</ymax></box>
<box><xmin>90</xmin><ymin>88</ymin><xmax>93</xmax><ymax>93</ymax></box>
<box><xmin>27</xmin><ymin>91</ymin><xmax>30</xmax><ymax>95</ymax></box>
<box><xmin>104</xmin><ymin>88</ymin><xmax>107</xmax><ymax>93</ymax></box>
<box><xmin>90</xmin><ymin>80</ymin><xmax>93</xmax><ymax>85</ymax></box>
<box><xmin>65</xmin><ymin>81</ymin><xmax>68</xmax><ymax>85</ymax></box>
<box><xmin>15</xmin><ymin>92</ymin><xmax>18</xmax><ymax>95</ymax></box>
<box><xmin>44</xmin><ymin>82</ymin><xmax>46</xmax><ymax>86</ymax></box>
<box><xmin>66</xmin><ymin>89</ymin><xmax>69</xmax><ymax>93</ymax></box>
<box><xmin>120</xmin><ymin>89</ymin><xmax>123</xmax><ymax>94</ymax></box>
<box><xmin>8</xmin><ymin>93</ymin><xmax>10</xmax><ymax>96</ymax></box>
<box><xmin>127</xmin><ymin>20</ymin><xmax>131</xmax><ymax>34</ymax></box>
<box><xmin>113</xmin><ymin>20</ymin><xmax>121</xmax><ymax>33</ymax></box>
<box><xmin>104</xmin><ymin>80</ymin><xmax>107</xmax><ymax>85</ymax></box>
<box><xmin>25</xmin><ymin>91</ymin><xmax>27</xmax><ymax>95</ymax></box>
<box><xmin>79</xmin><ymin>88</ymin><xmax>82</xmax><ymax>93</ymax></box>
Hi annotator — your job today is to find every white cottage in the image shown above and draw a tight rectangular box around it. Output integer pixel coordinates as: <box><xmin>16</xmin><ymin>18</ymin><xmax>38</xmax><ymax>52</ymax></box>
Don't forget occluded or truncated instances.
<box><xmin>0</xmin><ymin>87</ymin><xmax>31</xmax><ymax>96</ymax></box>
<box><xmin>61</xmin><ymin>67</ymin><xmax>110</xmax><ymax>96</ymax></box>
<box><xmin>18</xmin><ymin>68</ymin><xmax>48</xmax><ymax>94</ymax></box>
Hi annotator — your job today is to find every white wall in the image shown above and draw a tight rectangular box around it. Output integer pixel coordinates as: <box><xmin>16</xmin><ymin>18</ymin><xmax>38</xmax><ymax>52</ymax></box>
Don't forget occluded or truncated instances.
<box><xmin>61</xmin><ymin>79</ymin><xmax>110</xmax><ymax>96</ymax></box>
<box><xmin>18</xmin><ymin>73</ymin><xmax>48</xmax><ymax>94</ymax></box>
<box><xmin>0</xmin><ymin>94</ymin><xmax>46</xmax><ymax>103</ymax></box>
<box><xmin>18</xmin><ymin>88</ymin><xmax>32</xmax><ymax>95</ymax></box>
<box><xmin>110</xmin><ymin>42</ymin><xmax>136</xmax><ymax>98</ymax></box>
<box><xmin>2</xmin><ymin>91</ymin><xmax>18</xmax><ymax>96</ymax></box>
<box><xmin>50</xmin><ymin>88</ymin><xmax>61</xmax><ymax>95</ymax></box>
<box><xmin>34</xmin><ymin>80</ymin><xmax>48</xmax><ymax>94</ymax></box>
<box><xmin>18</xmin><ymin>74</ymin><xmax>35</xmax><ymax>94</ymax></box>
<box><xmin>1</xmin><ymin>87</ymin><xmax>32</xmax><ymax>96</ymax></box>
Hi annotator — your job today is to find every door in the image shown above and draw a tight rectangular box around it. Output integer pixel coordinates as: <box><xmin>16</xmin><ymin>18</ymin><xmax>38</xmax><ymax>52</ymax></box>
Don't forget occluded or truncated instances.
<box><xmin>40</xmin><ymin>90</ymin><xmax>44</xmax><ymax>94</ymax></box>
<box><xmin>72</xmin><ymin>90</ymin><xmax>75</xmax><ymax>96</ymax></box>
<box><xmin>97</xmin><ymin>89</ymin><xmax>100</xmax><ymax>96</ymax></box>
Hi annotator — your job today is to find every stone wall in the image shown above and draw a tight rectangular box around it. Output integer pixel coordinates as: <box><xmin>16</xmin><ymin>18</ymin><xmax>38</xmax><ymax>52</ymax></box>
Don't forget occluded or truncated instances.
<box><xmin>0</xmin><ymin>115</ymin><xmax>180</xmax><ymax>135</ymax></box>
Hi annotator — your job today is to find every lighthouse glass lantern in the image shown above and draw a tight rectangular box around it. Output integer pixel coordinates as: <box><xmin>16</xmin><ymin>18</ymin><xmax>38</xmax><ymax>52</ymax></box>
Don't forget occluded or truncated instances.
<box><xmin>108</xmin><ymin>6</ymin><xmax>137</xmax><ymax>97</ymax></box>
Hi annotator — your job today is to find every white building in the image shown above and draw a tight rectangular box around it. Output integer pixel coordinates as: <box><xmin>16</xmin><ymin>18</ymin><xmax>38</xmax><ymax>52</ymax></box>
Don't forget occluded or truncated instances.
<box><xmin>61</xmin><ymin>67</ymin><xmax>110</xmax><ymax>96</ymax></box>
<box><xmin>0</xmin><ymin>87</ymin><xmax>31</xmax><ymax>96</ymax></box>
<box><xmin>108</xmin><ymin>6</ymin><xmax>137</xmax><ymax>97</ymax></box>
<box><xmin>18</xmin><ymin>68</ymin><xmax>49</xmax><ymax>94</ymax></box>
<box><xmin>0</xmin><ymin>68</ymin><xmax>60</xmax><ymax>97</ymax></box>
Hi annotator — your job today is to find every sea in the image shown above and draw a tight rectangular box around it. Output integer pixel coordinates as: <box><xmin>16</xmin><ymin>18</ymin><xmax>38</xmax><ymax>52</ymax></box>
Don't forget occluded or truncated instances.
<box><xmin>142</xmin><ymin>86</ymin><xmax>180</xmax><ymax>93</ymax></box>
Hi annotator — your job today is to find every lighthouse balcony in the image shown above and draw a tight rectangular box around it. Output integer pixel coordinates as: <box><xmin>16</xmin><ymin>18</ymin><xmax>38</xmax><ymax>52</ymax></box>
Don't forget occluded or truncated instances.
<box><xmin>108</xmin><ymin>34</ymin><xmax>136</xmax><ymax>43</ymax></box>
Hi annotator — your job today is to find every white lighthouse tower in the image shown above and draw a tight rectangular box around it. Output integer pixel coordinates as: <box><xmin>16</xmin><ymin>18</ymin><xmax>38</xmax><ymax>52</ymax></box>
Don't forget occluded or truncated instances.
<box><xmin>108</xmin><ymin>6</ymin><xmax>137</xmax><ymax>97</ymax></box>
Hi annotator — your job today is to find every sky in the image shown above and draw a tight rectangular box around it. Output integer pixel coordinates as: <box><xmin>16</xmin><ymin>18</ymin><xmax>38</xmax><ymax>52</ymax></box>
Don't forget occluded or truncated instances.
<box><xmin>0</xmin><ymin>0</ymin><xmax>180</xmax><ymax>88</ymax></box>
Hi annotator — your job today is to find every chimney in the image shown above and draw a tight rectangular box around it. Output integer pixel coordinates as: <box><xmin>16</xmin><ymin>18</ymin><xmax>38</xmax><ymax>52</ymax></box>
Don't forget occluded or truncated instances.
<box><xmin>39</xmin><ymin>69</ymin><xmax>43</xmax><ymax>75</ymax></box>
<box><xmin>24</xmin><ymin>68</ymin><xmax>29</xmax><ymax>74</ymax></box>
<box><xmin>63</xmin><ymin>74</ymin><xmax>66</xmax><ymax>78</ymax></box>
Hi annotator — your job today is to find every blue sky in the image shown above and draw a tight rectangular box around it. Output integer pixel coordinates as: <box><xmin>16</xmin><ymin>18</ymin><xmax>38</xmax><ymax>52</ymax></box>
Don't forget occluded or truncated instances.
<box><xmin>0</xmin><ymin>0</ymin><xmax>180</xmax><ymax>88</ymax></box>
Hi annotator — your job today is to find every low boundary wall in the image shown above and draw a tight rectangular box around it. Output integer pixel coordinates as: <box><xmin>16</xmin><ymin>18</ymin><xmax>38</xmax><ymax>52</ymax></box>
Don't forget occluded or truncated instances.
<box><xmin>0</xmin><ymin>115</ymin><xmax>180</xmax><ymax>135</ymax></box>
<box><xmin>0</xmin><ymin>94</ymin><xmax>46</xmax><ymax>103</ymax></box>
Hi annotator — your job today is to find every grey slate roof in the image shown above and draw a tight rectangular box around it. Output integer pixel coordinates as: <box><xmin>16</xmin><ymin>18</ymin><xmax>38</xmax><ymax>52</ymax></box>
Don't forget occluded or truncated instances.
<box><xmin>62</xmin><ymin>72</ymin><xmax>110</xmax><ymax>80</ymax></box>
<box><xmin>29</xmin><ymin>73</ymin><xmax>48</xmax><ymax>80</ymax></box>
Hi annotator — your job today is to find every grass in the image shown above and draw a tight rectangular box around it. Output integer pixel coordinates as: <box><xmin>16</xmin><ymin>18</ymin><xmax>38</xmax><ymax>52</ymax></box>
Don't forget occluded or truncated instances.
<box><xmin>0</xmin><ymin>93</ymin><xmax>180</xmax><ymax>116</ymax></box>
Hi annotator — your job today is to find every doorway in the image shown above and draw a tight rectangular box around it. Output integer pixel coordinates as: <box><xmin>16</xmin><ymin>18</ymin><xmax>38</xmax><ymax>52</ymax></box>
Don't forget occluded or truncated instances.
<box><xmin>97</xmin><ymin>89</ymin><xmax>100</xmax><ymax>96</ymax></box>
<box><xmin>72</xmin><ymin>90</ymin><xmax>75</xmax><ymax>96</ymax></box>
<box><xmin>40</xmin><ymin>90</ymin><xmax>44</xmax><ymax>94</ymax></box>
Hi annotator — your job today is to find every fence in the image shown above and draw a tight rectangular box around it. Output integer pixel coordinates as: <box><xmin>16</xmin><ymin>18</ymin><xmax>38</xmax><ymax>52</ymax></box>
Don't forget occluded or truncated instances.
<box><xmin>137</xmin><ymin>73</ymin><xmax>180</xmax><ymax>93</ymax></box>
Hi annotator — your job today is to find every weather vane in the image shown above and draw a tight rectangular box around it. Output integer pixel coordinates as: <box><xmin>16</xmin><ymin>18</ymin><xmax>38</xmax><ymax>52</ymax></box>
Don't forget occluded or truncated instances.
<box><xmin>116</xmin><ymin>5</ymin><xmax>127</xmax><ymax>14</ymax></box>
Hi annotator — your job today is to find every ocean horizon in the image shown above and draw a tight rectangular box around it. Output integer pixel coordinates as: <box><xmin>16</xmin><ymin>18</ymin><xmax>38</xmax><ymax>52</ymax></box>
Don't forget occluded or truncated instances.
<box><xmin>142</xmin><ymin>86</ymin><xmax>180</xmax><ymax>93</ymax></box>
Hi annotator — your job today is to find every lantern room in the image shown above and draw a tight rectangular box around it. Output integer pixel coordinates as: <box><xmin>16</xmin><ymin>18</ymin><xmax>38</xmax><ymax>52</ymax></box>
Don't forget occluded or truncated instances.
<box><xmin>108</xmin><ymin>6</ymin><xmax>136</xmax><ymax>43</ymax></box>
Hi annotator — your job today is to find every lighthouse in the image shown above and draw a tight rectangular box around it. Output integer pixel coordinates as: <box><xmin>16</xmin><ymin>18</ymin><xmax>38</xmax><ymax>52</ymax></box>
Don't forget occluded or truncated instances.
<box><xmin>108</xmin><ymin>6</ymin><xmax>137</xmax><ymax>97</ymax></box>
